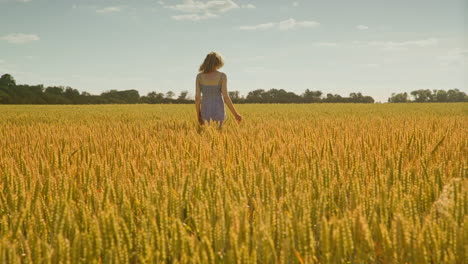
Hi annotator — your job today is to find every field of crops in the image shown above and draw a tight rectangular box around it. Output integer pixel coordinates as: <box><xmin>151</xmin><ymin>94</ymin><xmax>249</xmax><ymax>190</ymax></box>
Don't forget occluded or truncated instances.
<box><xmin>0</xmin><ymin>104</ymin><xmax>466</xmax><ymax>263</ymax></box>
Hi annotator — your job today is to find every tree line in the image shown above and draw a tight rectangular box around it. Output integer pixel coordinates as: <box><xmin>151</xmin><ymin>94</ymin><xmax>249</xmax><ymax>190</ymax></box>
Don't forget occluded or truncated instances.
<box><xmin>0</xmin><ymin>74</ymin><xmax>375</xmax><ymax>104</ymax></box>
<box><xmin>0</xmin><ymin>74</ymin><xmax>192</xmax><ymax>105</ymax></box>
<box><xmin>230</xmin><ymin>89</ymin><xmax>375</xmax><ymax>103</ymax></box>
<box><xmin>388</xmin><ymin>89</ymin><xmax>467</xmax><ymax>103</ymax></box>
<box><xmin>1</xmin><ymin>74</ymin><xmax>466</xmax><ymax>104</ymax></box>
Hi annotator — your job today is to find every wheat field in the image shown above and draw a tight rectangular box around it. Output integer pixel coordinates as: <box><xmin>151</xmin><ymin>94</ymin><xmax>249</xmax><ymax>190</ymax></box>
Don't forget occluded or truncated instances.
<box><xmin>0</xmin><ymin>104</ymin><xmax>466</xmax><ymax>264</ymax></box>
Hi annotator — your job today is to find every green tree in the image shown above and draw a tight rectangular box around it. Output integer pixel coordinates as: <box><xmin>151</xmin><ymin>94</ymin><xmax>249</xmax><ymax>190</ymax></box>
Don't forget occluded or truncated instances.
<box><xmin>433</xmin><ymin>90</ymin><xmax>448</xmax><ymax>102</ymax></box>
<box><xmin>410</xmin><ymin>89</ymin><xmax>433</xmax><ymax>102</ymax></box>
<box><xmin>64</xmin><ymin>87</ymin><xmax>81</xmax><ymax>104</ymax></box>
<box><xmin>0</xmin><ymin>90</ymin><xmax>11</xmax><ymax>104</ymax></box>
<box><xmin>141</xmin><ymin>91</ymin><xmax>165</xmax><ymax>104</ymax></box>
<box><xmin>302</xmin><ymin>89</ymin><xmax>322</xmax><ymax>102</ymax></box>
<box><xmin>166</xmin><ymin>91</ymin><xmax>175</xmax><ymax>99</ymax></box>
<box><xmin>446</xmin><ymin>89</ymin><xmax>466</xmax><ymax>102</ymax></box>
<box><xmin>388</xmin><ymin>92</ymin><xmax>409</xmax><ymax>103</ymax></box>
<box><xmin>0</xmin><ymin>74</ymin><xmax>16</xmax><ymax>87</ymax></box>
<box><xmin>246</xmin><ymin>89</ymin><xmax>266</xmax><ymax>103</ymax></box>
<box><xmin>177</xmin><ymin>91</ymin><xmax>189</xmax><ymax>102</ymax></box>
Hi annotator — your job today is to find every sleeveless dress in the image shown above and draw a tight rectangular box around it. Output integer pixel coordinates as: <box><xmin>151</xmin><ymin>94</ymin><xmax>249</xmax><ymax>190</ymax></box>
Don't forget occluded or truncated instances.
<box><xmin>200</xmin><ymin>74</ymin><xmax>226</xmax><ymax>124</ymax></box>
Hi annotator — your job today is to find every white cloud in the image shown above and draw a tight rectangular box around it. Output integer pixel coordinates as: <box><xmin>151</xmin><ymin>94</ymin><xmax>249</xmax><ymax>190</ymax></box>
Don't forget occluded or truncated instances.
<box><xmin>279</xmin><ymin>18</ymin><xmax>319</xmax><ymax>30</ymax></box>
<box><xmin>96</xmin><ymin>6</ymin><xmax>125</xmax><ymax>13</ymax></box>
<box><xmin>160</xmin><ymin>0</ymin><xmax>253</xmax><ymax>21</ymax></box>
<box><xmin>1</xmin><ymin>33</ymin><xmax>40</xmax><ymax>44</ymax></box>
<box><xmin>356</xmin><ymin>25</ymin><xmax>369</xmax><ymax>30</ymax></box>
<box><xmin>438</xmin><ymin>48</ymin><xmax>468</xmax><ymax>66</ymax></box>
<box><xmin>367</xmin><ymin>38</ymin><xmax>439</xmax><ymax>50</ymax></box>
<box><xmin>241</xmin><ymin>4</ymin><xmax>255</xmax><ymax>9</ymax></box>
<box><xmin>172</xmin><ymin>13</ymin><xmax>218</xmax><ymax>21</ymax></box>
<box><xmin>162</xmin><ymin>0</ymin><xmax>239</xmax><ymax>14</ymax></box>
<box><xmin>239</xmin><ymin>22</ymin><xmax>275</xmax><ymax>31</ymax></box>
<box><xmin>293</xmin><ymin>2</ymin><xmax>299</xmax><ymax>7</ymax></box>
<box><xmin>351</xmin><ymin>38</ymin><xmax>439</xmax><ymax>51</ymax></box>
<box><xmin>239</xmin><ymin>18</ymin><xmax>320</xmax><ymax>31</ymax></box>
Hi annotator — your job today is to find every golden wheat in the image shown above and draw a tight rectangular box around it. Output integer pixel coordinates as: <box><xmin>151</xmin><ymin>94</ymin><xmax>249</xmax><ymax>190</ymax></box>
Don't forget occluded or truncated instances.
<box><xmin>0</xmin><ymin>103</ymin><xmax>466</xmax><ymax>263</ymax></box>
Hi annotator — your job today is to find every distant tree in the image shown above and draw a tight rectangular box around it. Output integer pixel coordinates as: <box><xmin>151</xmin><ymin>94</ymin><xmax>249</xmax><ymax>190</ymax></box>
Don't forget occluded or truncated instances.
<box><xmin>101</xmin><ymin>90</ymin><xmax>125</xmax><ymax>103</ymax></box>
<box><xmin>387</xmin><ymin>89</ymin><xmax>467</xmax><ymax>103</ymax></box>
<box><xmin>64</xmin><ymin>87</ymin><xmax>80</xmax><ymax>104</ymax></box>
<box><xmin>302</xmin><ymin>89</ymin><xmax>322</xmax><ymax>103</ymax></box>
<box><xmin>347</xmin><ymin>92</ymin><xmax>374</xmax><ymax>103</ymax></box>
<box><xmin>324</xmin><ymin>93</ymin><xmax>343</xmax><ymax>103</ymax></box>
<box><xmin>361</xmin><ymin>95</ymin><xmax>375</xmax><ymax>103</ymax></box>
<box><xmin>350</xmin><ymin>92</ymin><xmax>362</xmax><ymax>102</ymax></box>
<box><xmin>432</xmin><ymin>90</ymin><xmax>447</xmax><ymax>102</ymax></box>
<box><xmin>245</xmin><ymin>89</ymin><xmax>266</xmax><ymax>103</ymax></box>
<box><xmin>166</xmin><ymin>91</ymin><xmax>175</xmax><ymax>99</ymax></box>
<box><xmin>45</xmin><ymin>86</ymin><xmax>65</xmax><ymax>95</ymax></box>
<box><xmin>120</xmin><ymin>90</ymin><xmax>140</xmax><ymax>103</ymax></box>
<box><xmin>0</xmin><ymin>90</ymin><xmax>11</xmax><ymax>104</ymax></box>
<box><xmin>16</xmin><ymin>85</ymin><xmax>46</xmax><ymax>104</ymax></box>
<box><xmin>0</xmin><ymin>74</ymin><xmax>16</xmax><ymax>87</ymax></box>
<box><xmin>43</xmin><ymin>86</ymin><xmax>71</xmax><ymax>104</ymax></box>
<box><xmin>101</xmin><ymin>89</ymin><xmax>140</xmax><ymax>104</ymax></box>
<box><xmin>446</xmin><ymin>89</ymin><xmax>467</xmax><ymax>102</ymax></box>
<box><xmin>410</xmin><ymin>89</ymin><xmax>433</xmax><ymax>102</ymax></box>
<box><xmin>228</xmin><ymin>91</ymin><xmax>244</xmax><ymax>103</ymax></box>
<box><xmin>388</xmin><ymin>92</ymin><xmax>410</xmax><ymax>103</ymax></box>
<box><xmin>264</xmin><ymin>88</ymin><xmax>296</xmax><ymax>103</ymax></box>
<box><xmin>177</xmin><ymin>91</ymin><xmax>189</xmax><ymax>101</ymax></box>
<box><xmin>141</xmin><ymin>91</ymin><xmax>165</xmax><ymax>104</ymax></box>
<box><xmin>228</xmin><ymin>91</ymin><xmax>239</xmax><ymax>100</ymax></box>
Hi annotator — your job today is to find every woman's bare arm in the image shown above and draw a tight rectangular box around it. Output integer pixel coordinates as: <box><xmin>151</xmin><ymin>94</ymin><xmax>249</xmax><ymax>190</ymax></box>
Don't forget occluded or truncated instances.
<box><xmin>220</xmin><ymin>73</ymin><xmax>242</xmax><ymax>121</ymax></box>
<box><xmin>195</xmin><ymin>74</ymin><xmax>203</xmax><ymax>123</ymax></box>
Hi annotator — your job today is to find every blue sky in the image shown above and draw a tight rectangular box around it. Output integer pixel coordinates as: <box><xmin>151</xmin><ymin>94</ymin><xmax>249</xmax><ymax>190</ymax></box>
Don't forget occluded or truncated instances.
<box><xmin>0</xmin><ymin>0</ymin><xmax>467</xmax><ymax>102</ymax></box>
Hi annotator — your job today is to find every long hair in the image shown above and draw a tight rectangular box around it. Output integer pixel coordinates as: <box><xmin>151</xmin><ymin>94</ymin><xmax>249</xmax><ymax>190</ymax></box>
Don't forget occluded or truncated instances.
<box><xmin>199</xmin><ymin>52</ymin><xmax>224</xmax><ymax>73</ymax></box>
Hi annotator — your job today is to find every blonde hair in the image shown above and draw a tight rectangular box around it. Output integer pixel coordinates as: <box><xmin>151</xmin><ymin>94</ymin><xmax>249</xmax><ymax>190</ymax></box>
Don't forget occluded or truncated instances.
<box><xmin>199</xmin><ymin>52</ymin><xmax>224</xmax><ymax>73</ymax></box>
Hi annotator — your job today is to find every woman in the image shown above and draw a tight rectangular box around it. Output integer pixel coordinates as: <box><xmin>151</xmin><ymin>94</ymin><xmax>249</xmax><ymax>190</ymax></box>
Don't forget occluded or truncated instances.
<box><xmin>195</xmin><ymin>52</ymin><xmax>242</xmax><ymax>127</ymax></box>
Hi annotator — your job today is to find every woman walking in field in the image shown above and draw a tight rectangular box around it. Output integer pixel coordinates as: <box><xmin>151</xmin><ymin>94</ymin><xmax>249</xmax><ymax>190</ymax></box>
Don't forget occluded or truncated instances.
<box><xmin>195</xmin><ymin>52</ymin><xmax>242</xmax><ymax>127</ymax></box>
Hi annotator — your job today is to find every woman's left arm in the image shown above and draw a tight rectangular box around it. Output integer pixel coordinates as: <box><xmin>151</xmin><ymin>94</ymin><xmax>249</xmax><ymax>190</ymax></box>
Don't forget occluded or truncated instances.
<box><xmin>195</xmin><ymin>74</ymin><xmax>203</xmax><ymax>124</ymax></box>
<box><xmin>221</xmin><ymin>73</ymin><xmax>242</xmax><ymax>122</ymax></box>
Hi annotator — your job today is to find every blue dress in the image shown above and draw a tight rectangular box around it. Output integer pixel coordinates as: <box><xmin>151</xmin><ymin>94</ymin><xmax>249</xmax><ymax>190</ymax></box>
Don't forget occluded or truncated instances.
<box><xmin>200</xmin><ymin>75</ymin><xmax>226</xmax><ymax>124</ymax></box>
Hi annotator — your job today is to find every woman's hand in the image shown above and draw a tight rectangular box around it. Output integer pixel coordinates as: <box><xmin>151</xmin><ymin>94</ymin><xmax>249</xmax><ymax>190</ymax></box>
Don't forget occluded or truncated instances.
<box><xmin>198</xmin><ymin>113</ymin><xmax>204</xmax><ymax>125</ymax></box>
<box><xmin>235</xmin><ymin>113</ymin><xmax>243</xmax><ymax>122</ymax></box>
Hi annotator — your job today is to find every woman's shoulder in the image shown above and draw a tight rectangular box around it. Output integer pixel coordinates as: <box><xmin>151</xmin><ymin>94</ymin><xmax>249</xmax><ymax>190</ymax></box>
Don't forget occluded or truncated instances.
<box><xmin>218</xmin><ymin>71</ymin><xmax>227</xmax><ymax>79</ymax></box>
<box><xmin>197</xmin><ymin>71</ymin><xmax>226</xmax><ymax>78</ymax></box>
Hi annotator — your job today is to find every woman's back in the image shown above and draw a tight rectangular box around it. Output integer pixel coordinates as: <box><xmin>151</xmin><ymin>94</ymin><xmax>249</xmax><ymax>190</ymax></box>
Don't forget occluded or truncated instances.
<box><xmin>199</xmin><ymin>71</ymin><xmax>223</xmax><ymax>85</ymax></box>
<box><xmin>198</xmin><ymin>72</ymin><xmax>226</xmax><ymax>122</ymax></box>
<box><xmin>199</xmin><ymin>72</ymin><xmax>224</xmax><ymax>97</ymax></box>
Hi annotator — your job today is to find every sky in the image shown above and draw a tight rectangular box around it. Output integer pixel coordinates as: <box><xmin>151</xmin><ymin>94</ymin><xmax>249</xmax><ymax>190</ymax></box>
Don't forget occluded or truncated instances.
<box><xmin>0</xmin><ymin>0</ymin><xmax>467</xmax><ymax>102</ymax></box>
